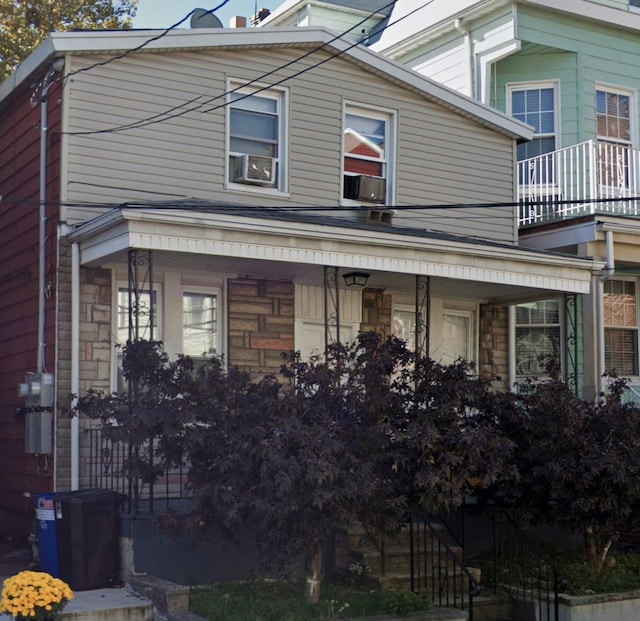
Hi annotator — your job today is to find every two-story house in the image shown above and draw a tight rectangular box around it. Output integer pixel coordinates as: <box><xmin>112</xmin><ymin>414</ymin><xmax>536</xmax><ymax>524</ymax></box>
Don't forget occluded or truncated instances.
<box><xmin>0</xmin><ymin>25</ymin><xmax>599</xmax><ymax>572</ymax></box>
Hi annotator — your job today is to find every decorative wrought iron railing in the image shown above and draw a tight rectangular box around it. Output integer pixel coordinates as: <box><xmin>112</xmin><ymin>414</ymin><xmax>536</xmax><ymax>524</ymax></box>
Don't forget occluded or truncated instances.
<box><xmin>86</xmin><ymin>427</ymin><xmax>186</xmax><ymax>514</ymax></box>
<box><xmin>518</xmin><ymin>140</ymin><xmax>640</xmax><ymax>226</ymax></box>
<box><xmin>407</xmin><ymin>511</ymin><xmax>480</xmax><ymax>621</ymax></box>
<box><xmin>483</xmin><ymin>507</ymin><xmax>559</xmax><ymax>621</ymax></box>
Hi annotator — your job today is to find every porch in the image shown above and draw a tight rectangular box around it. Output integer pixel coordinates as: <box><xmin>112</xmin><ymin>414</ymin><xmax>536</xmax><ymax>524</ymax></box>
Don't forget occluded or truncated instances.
<box><xmin>517</xmin><ymin>140</ymin><xmax>640</xmax><ymax>227</ymax></box>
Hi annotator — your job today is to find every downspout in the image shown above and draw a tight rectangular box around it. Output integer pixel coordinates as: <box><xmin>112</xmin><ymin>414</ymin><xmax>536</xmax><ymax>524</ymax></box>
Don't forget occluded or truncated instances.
<box><xmin>595</xmin><ymin>229</ymin><xmax>615</xmax><ymax>398</ymax></box>
<box><xmin>454</xmin><ymin>19</ymin><xmax>473</xmax><ymax>98</ymax></box>
<box><xmin>36</xmin><ymin>58</ymin><xmax>64</xmax><ymax>374</ymax></box>
<box><xmin>71</xmin><ymin>242</ymin><xmax>80</xmax><ymax>490</ymax></box>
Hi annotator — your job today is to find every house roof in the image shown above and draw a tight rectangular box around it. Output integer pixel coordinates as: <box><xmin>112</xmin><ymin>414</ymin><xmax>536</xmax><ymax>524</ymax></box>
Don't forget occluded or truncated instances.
<box><xmin>68</xmin><ymin>199</ymin><xmax>603</xmax><ymax>304</ymax></box>
<box><xmin>263</xmin><ymin>0</ymin><xmax>395</xmax><ymax>19</ymax></box>
<box><xmin>372</xmin><ymin>0</ymin><xmax>640</xmax><ymax>56</ymax></box>
<box><xmin>0</xmin><ymin>26</ymin><xmax>533</xmax><ymax>141</ymax></box>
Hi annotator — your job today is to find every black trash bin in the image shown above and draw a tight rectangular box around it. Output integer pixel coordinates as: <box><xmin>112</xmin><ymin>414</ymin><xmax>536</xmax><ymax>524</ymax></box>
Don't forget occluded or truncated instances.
<box><xmin>54</xmin><ymin>489</ymin><xmax>123</xmax><ymax>590</ymax></box>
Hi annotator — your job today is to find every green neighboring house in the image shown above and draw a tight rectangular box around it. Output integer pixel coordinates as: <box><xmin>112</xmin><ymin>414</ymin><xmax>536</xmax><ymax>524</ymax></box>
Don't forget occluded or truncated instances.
<box><xmin>263</xmin><ymin>0</ymin><xmax>640</xmax><ymax>399</ymax></box>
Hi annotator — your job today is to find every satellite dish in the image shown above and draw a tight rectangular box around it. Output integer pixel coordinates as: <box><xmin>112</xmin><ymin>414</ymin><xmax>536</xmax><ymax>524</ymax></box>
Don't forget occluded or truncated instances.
<box><xmin>190</xmin><ymin>8</ymin><xmax>223</xmax><ymax>29</ymax></box>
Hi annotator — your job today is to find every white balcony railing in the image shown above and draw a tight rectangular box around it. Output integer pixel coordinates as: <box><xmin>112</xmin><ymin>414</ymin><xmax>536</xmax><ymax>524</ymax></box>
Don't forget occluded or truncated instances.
<box><xmin>517</xmin><ymin>140</ymin><xmax>640</xmax><ymax>227</ymax></box>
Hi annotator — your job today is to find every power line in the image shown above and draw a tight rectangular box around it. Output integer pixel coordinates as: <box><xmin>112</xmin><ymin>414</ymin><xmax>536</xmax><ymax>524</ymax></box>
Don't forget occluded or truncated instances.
<box><xmin>62</xmin><ymin>0</ymin><xmax>414</xmax><ymax>136</ymax></box>
<box><xmin>2</xmin><ymin>193</ymin><xmax>640</xmax><ymax>213</ymax></box>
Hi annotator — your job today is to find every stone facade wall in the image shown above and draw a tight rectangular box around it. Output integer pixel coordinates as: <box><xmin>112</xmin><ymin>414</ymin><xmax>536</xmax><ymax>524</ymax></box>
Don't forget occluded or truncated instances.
<box><xmin>59</xmin><ymin>265</ymin><xmax>113</xmax><ymax>491</ymax></box>
<box><xmin>360</xmin><ymin>288</ymin><xmax>392</xmax><ymax>336</ymax></box>
<box><xmin>227</xmin><ymin>277</ymin><xmax>294</xmax><ymax>379</ymax></box>
<box><xmin>478</xmin><ymin>304</ymin><xmax>509</xmax><ymax>391</ymax></box>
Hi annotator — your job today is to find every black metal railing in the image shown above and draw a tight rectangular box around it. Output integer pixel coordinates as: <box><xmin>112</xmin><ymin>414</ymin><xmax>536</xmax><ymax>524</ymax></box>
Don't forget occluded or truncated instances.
<box><xmin>408</xmin><ymin>511</ymin><xmax>481</xmax><ymax>621</ymax></box>
<box><xmin>86</xmin><ymin>427</ymin><xmax>186</xmax><ymax>514</ymax></box>
<box><xmin>484</xmin><ymin>507</ymin><xmax>559</xmax><ymax>621</ymax></box>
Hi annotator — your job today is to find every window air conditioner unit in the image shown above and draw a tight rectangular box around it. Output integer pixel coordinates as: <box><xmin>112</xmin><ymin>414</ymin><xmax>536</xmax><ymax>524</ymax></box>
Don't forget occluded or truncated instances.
<box><xmin>343</xmin><ymin>174</ymin><xmax>386</xmax><ymax>204</ymax></box>
<box><xmin>234</xmin><ymin>154</ymin><xmax>276</xmax><ymax>186</ymax></box>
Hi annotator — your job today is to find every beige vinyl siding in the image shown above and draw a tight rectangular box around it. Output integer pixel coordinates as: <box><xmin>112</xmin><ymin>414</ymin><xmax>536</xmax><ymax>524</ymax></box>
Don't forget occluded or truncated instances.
<box><xmin>63</xmin><ymin>45</ymin><xmax>517</xmax><ymax>242</ymax></box>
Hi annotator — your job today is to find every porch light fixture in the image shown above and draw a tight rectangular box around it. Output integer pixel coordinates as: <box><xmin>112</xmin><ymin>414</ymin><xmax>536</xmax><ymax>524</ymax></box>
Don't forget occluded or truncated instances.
<box><xmin>343</xmin><ymin>272</ymin><xmax>370</xmax><ymax>287</ymax></box>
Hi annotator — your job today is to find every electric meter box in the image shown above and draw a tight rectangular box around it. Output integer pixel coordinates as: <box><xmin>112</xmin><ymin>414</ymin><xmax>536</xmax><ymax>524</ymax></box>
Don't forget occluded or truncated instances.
<box><xmin>17</xmin><ymin>372</ymin><xmax>54</xmax><ymax>408</ymax></box>
<box><xmin>25</xmin><ymin>410</ymin><xmax>52</xmax><ymax>454</ymax></box>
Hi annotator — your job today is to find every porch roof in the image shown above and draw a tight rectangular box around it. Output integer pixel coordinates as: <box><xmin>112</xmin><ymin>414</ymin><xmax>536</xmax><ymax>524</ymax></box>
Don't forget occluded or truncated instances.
<box><xmin>67</xmin><ymin>200</ymin><xmax>603</xmax><ymax>305</ymax></box>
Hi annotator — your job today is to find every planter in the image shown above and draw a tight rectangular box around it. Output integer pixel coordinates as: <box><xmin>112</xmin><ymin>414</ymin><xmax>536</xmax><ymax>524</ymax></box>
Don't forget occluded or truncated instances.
<box><xmin>512</xmin><ymin>588</ymin><xmax>640</xmax><ymax>621</ymax></box>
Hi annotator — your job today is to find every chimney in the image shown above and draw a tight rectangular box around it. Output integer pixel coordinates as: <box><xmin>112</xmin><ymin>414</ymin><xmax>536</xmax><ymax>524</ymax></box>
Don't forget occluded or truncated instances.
<box><xmin>250</xmin><ymin>8</ymin><xmax>271</xmax><ymax>26</ymax></box>
<box><xmin>229</xmin><ymin>15</ymin><xmax>247</xmax><ymax>28</ymax></box>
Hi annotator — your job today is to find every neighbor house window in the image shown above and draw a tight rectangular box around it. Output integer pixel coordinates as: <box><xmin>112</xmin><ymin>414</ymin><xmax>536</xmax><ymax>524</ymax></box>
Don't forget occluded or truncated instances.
<box><xmin>509</xmin><ymin>84</ymin><xmax>557</xmax><ymax>162</ymax></box>
<box><xmin>596</xmin><ymin>86</ymin><xmax>633</xmax><ymax>190</ymax></box>
<box><xmin>515</xmin><ymin>299</ymin><xmax>561</xmax><ymax>379</ymax></box>
<box><xmin>604</xmin><ymin>280</ymin><xmax>638</xmax><ymax>376</ymax></box>
<box><xmin>183</xmin><ymin>291</ymin><xmax>220</xmax><ymax>363</ymax></box>
<box><xmin>342</xmin><ymin>104</ymin><xmax>394</xmax><ymax>205</ymax></box>
<box><xmin>228</xmin><ymin>83</ymin><xmax>287</xmax><ymax>190</ymax></box>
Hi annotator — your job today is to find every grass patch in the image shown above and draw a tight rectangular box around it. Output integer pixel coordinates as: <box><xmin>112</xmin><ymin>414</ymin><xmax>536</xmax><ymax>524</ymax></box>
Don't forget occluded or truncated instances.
<box><xmin>551</xmin><ymin>549</ymin><xmax>640</xmax><ymax>596</ymax></box>
<box><xmin>474</xmin><ymin>548</ymin><xmax>640</xmax><ymax>597</ymax></box>
<box><xmin>190</xmin><ymin>579</ymin><xmax>431</xmax><ymax>621</ymax></box>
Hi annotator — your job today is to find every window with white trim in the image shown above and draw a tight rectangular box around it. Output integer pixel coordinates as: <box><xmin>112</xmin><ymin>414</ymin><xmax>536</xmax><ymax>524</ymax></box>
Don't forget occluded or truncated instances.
<box><xmin>441</xmin><ymin>310</ymin><xmax>474</xmax><ymax>365</ymax></box>
<box><xmin>514</xmin><ymin>299</ymin><xmax>561</xmax><ymax>380</ymax></box>
<box><xmin>228</xmin><ymin>84</ymin><xmax>286</xmax><ymax>191</ymax></box>
<box><xmin>342</xmin><ymin>104</ymin><xmax>394</xmax><ymax>206</ymax></box>
<box><xmin>596</xmin><ymin>86</ymin><xmax>634</xmax><ymax>190</ymax></box>
<box><xmin>115</xmin><ymin>287</ymin><xmax>160</xmax><ymax>391</ymax></box>
<box><xmin>604</xmin><ymin>279</ymin><xmax>638</xmax><ymax>376</ymax></box>
<box><xmin>182</xmin><ymin>290</ymin><xmax>220</xmax><ymax>363</ymax></box>
<box><xmin>392</xmin><ymin>305</ymin><xmax>424</xmax><ymax>352</ymax></box>
<box><xmin>508</xmin><ymin>84</ymin><xmax>557</xmax><ymax>163</ymax></box>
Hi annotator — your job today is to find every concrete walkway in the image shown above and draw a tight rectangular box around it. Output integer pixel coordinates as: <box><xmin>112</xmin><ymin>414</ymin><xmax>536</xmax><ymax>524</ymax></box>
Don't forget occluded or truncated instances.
<box><xmin>0</xmin><ymin>544</ymin><xmax>153</xmax><ymax>621</ymax></box>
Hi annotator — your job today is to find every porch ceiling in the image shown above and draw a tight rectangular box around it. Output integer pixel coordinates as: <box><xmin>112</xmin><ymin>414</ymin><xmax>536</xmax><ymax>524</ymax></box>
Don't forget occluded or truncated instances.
<box><xmin>67</xmin><ymin>205</ymin><xmax>603</xmax><ymax>305</ymax></box>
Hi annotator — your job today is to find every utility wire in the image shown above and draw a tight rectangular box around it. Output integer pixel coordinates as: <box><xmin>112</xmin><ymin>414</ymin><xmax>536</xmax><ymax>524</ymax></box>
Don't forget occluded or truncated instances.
<box><xmin>3</xmin><ymin>194</ymin><xmax>640</xmax><ymax>212</ymax></box>
<box><xmin>62</xmin><ymin>0</ymin><xmax>418</xmax><ymax>136</ymax></box>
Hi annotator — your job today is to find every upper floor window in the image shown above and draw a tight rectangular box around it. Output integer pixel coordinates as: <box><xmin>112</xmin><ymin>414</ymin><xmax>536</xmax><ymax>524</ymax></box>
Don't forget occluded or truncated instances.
<box><xmin>596</xmin><ymin>86</ymin><xmax>634</xmax><ymax>190</ymax></box>
<box><xmin>604</xmin><ymin>279</ymin><xmax>638</xmax><ymax>377</ymax></box>
<box><xmin>514</xmin><ymin>299</ymin><xmax>561</xmax><ymax>380</ymax></box>
<box><xmin>342</xmin><ymin>104</ymin><xmax>394</xmax><ymax>206</ymax></box>
<box><xmin>508</xmin><ymin>84</ymin><xmax>557</xmax><ymax>162</ymax></box>
<box><xmin>228</xmin><ymin>84</ymin><xmax>287</xmax><ymax>191</ymax></box>
<box><xmin>630</xmin><ymin>1</ymin><xmax>640</xmax><ymax>9</ymax></box>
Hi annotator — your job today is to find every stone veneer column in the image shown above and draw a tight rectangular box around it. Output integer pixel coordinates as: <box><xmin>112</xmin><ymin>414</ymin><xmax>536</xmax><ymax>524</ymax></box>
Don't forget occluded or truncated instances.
<box><xmin>478</xmin><ymin>304</ymin><xmax>508</xmax><ymax>391</ymax></box>
<box><xmin>56</xmin><ymin>260</ymin><xmax>112</xmax><ymax>491</ymax></box>
<box><xmin>227</xmin><ymin>277</ymin><xmax>294</xmax><ymax>379</ymax></box>
<box><xmin>360</xmin><ymin>288</ymin><xmax>392</xmax><ymax>337</ymax></box>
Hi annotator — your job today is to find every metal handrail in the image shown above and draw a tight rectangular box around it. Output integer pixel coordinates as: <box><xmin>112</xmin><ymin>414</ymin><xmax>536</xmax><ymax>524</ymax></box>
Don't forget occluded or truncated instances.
<box><xmin>408</xmin><ymin>511</ymin><xmax>481</xmax><ymax>621</ymax></box>
<box><xmin>485</xmin><ymin>507</ymin><xmax>559</xmax><ymax>621</ymax></box>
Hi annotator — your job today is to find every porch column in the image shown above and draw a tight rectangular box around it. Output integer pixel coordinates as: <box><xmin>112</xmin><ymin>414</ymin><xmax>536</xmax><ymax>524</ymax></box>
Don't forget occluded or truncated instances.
<box><xmin>415</xmin><ymin>275</ymin><xmax>430</xmax><ymax>358</ymax></box>
<box><xmin>324</xmin><ymin>266</ymin><xmax>340</xmax><ymax>355</ymax></box>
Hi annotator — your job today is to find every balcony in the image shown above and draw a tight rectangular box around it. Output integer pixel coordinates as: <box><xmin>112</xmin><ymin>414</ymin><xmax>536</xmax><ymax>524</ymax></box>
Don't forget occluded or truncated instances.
<box><xmin>518</xmin><ymin>140</ymin><xmax>640</xmax><ymax>227</ymax></box>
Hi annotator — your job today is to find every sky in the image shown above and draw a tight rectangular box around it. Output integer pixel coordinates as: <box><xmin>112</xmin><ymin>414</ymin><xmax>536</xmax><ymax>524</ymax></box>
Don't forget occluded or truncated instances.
<box><xmin>132</xmin><ymin>0</ymin><xmax>280</xmax><ymax>30</ymax></box>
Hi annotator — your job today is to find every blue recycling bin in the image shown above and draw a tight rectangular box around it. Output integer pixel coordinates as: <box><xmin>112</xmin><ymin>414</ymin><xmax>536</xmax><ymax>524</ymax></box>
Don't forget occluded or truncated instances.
<box><xmin>35</xmin><ymin>493</ymin><xmax>60</xmax><ymax>576</ymax></box>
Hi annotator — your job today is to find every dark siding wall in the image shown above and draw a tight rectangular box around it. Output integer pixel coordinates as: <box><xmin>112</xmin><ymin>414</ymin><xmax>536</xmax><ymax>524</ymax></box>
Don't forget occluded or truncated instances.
<box><xmin>0</xmin><ymin>81</ymin><xmax>61</xmax><ymax>534</ymax></box>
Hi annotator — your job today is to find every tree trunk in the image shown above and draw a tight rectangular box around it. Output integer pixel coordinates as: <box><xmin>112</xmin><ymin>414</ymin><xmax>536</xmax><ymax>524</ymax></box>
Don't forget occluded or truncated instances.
<box><xmin>304</xmin><ymin>544</ymin><xmax>323</xmax><ymax>604</ymax></box>
<box><xmin>584</xmin><ymin>525</ymin><xmax>612</xmax><ymax>571</ymax></box>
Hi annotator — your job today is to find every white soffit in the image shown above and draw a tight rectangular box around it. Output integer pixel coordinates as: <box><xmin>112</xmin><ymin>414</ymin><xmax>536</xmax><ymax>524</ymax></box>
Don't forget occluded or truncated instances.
<box><xmin>71</xmin><ymin>209</ymin><xmax>599</xmax><ymax>295</ymax></box>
